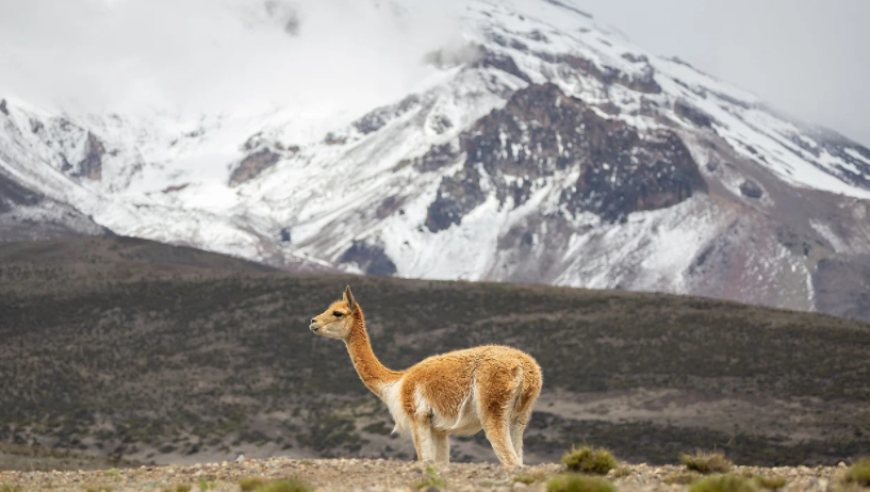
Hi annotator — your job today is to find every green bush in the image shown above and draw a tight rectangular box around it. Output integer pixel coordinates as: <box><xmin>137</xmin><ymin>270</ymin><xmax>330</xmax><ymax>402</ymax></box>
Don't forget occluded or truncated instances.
<box><xmin>547</xmin><ymin>474</ymin><xmax>616</xmax><ymax>492</ymax></box>
<box><xmin>680</xmin><ymin>452</ymin><xmax>733</xmax><ymax>474</ymax></box>
<box><xmin>562</xmin><ymin>446</ymin><xmax>617</xmax><ymax>475</ymax></box>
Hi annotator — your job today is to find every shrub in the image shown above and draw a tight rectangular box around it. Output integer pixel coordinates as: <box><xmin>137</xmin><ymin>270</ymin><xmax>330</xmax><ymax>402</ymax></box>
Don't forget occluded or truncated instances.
<box><xmin>562</xmin><ymin>446</ymin><xmax>617</xmax><ymax>475</ymax></box>
<box><xmin>842</xmin><ymin>458</ymin><xmax>870</xmax><ymax>486</ymax></box>
<box><xmin>753</xmin><ymin>476</ymin><xmax>787</xmax><ymax>490</ymax></box>
<box><xmin>514</xmin><ymin>471</ymin><xmax>548</xmax><ymax>484</ymax></box>
<box><xmin>253</xmin><ymin>479</ymin><xmax>314</xmax><ymax>492</ymax></box>
<box><xmin>664</xmin><ymin>472</ymin><xmax>701</xmax><ymax>485</ymax></box>
<box><xmin>239</xmin><ymin>477</ymin><xmax>266</xmax><ymax>492</ymax></box>
<box><xmin>412</xmin><ymin>465</ymin><xmax>446</xmax><ymax>490</ymax></box>
<box><xmin>547</xmin><ymin>474</ymin><xmax>616</xmax><ymax>492</ymax></box>
<box><xmin>690</xmin><ymin>475</ymin><xmax>757</xmax><ymax>492</ymax></box>
<box><xmin>680</xmin><ymin>452</ymin><xmax>733</xmax><ymax>474</ymax></box>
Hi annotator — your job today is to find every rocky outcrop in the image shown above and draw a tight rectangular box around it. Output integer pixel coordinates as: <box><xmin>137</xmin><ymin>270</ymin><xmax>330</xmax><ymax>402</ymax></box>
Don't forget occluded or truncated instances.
<box><xmin>74</xmin><ymin>132</ymin><xmax>105</xmax><ymax>181</ymax></box>
<box><xmin>339</xmin><ymin>240</ymin><xmax>397</xmax><ymax>275</ymax></box>
<box><xmin>229</xmin><ymin>145</ymin><xmax>299</xmax><ymax>186</ymax></box>
<box><xmin>422</xmin><ymin>83</ymin><xmax>705</xmax><ymax>227</ymax></box>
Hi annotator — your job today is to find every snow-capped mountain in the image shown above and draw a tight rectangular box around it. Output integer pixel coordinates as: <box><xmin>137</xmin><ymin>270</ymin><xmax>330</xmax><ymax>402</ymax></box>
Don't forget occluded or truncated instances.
<box><xmin>1</xmin><ymin>0</ymin><xmax>870</xmax><ymax>321</ymax></box>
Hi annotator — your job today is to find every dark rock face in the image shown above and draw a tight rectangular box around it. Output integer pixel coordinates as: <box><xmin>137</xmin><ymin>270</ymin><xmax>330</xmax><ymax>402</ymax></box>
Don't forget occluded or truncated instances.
<box><xmin>339</xmin><ymin>240</ymin><xmax>397</xmax><ymax>276</ymax></box>
<box><xmin>674</xmin><ymin>100</ymin><xmax>713</xmax><ymax>128</ymax></box>
<box><xmin>0</xmin><ymin>171</ymin><xmax>43</xmax><ymax>213</ymax></box>
<box><xmin>740</xmin><ymin>180</ymin><xmax>764</xmax><ymax>199</ymax></box>
<box><xmin>354</xmin><ymin>95</ymin><xmax>420</xmax><ymax>135</ymax></box>
<box><xmin>425</xmin><ymin>83</ymin><xmax>705</xmax><ymax>224</ymax></box>
<box><xmin>473</xmin><ymin>51</ymin><xmax>531</xmax><ymax>83</ymax></box>
<box><xmin>280</xmin><ymin>228</ymin><xmax>291</xmax><ymax>243</ymax></box>
<box><xmin>413</xmin><ymin>143</ymin><xmax>459</xmax><ymax>173</ymax></box>
<box><xmin>229</xmin><ymin>148</ymin><xmax>282</xmax><ymax>186</ymax></box>
<box><xmin>425</xmin><ymin>166</ymin><xmax>486</xmax><ymax>232</ymax></box>
<box><xmin>74</xmin><ymin>132</ymin><xmax>105</xmax><ymax>181</ymax></box>
<box><xmin>0</xmin><ymin>99</ymin><xmax>8</xmax><ymax>116</ymax></box>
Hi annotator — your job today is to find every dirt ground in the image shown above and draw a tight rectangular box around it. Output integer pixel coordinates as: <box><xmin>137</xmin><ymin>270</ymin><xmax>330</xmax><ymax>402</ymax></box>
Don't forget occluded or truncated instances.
<box><xmin>0</xmin><ymin>458</ymin><xmax>852</xmax><ymax>492</ymax></box>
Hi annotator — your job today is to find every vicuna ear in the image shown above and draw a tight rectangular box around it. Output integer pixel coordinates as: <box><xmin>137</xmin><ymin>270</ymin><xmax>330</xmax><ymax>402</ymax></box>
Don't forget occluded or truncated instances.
<box><xmin>344</xmin><ymin>285</ymin><xmax>356</xmax><ymax>311</ymax></box>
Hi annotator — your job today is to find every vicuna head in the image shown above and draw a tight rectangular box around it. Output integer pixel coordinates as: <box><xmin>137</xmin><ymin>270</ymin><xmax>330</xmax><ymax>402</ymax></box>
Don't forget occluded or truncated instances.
<box><xmin>309</xmin><ymin>285</ymin><xmax>358</xmax><ymax>340</ymax></box>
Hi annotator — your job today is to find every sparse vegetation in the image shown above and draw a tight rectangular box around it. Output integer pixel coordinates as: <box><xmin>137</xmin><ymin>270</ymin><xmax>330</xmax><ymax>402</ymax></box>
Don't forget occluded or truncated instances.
<box><xmin>514</xmin><ymin>471</ymin><xmax>548</xmax><ymax>484</ymax></box>
<box><xmin>412</xmin><ymin>465</ymin><xmax>447</xmax><ymax>491</ymax></box>
<box><xmin>664</xmin><ymin>472</ymin><xmax>702</xmax><ymax>485</ymax></box>
<box><xmin>562</xmin><ymin>446</ymin><xmax>617</xmax><ymax>475</ymax></box>
<box><xmin>0</xmin><ymin>484</ymin><xmax>21</xmax><ymax>492</ymax></box>
<box><xmin>842</xmin><ymin>458</ymin><xmax>870</xmax><ymax>486</ymax></box>
<box><xmin>547</xmin><ymin>474</ymin><xmax>616</xmax><ymax>492</ymax></box>
<box><xmin>249</xmin><ymin>479</ymin><xmax>313</xmax><ymax>492</ymax></box>
<box><xmin>610</xmin><ymin>468</ymin><xmax>631</xmax><ymax>479</ymax></box>
<box><xmin>239</xmin><ymin>477</ymin><xmax>267</xmax><ymax>492</ymax></box>
<box><xmin>690</xmin><ymin>475</ymin><xmax>758</xmax><ymax>492</ymax></box>
<box><xmin>84</xmin><ymin>486</ymin><xmax>114</xmax><ymax>492</ymax></box>
<box><xmin>681</xmin><ymin>452</ymin><xmax>733</xmax><ymax>474</ymax></box>
<box><xmin>163</xmin><ymin>485</ymin><xmax>191</xmax><ymax>492</ymax></box>
<box><xmin>753</xmin><ymin>476</ymin><xmax>787</xmax><ymax>490</ymax></box>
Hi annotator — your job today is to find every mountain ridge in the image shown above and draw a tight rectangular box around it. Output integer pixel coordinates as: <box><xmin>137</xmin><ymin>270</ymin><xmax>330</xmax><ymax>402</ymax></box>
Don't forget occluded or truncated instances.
<box><xmin>1</xmin><ymin>0</ymin><xmax>870</xmax><ymax>321</ymax></box>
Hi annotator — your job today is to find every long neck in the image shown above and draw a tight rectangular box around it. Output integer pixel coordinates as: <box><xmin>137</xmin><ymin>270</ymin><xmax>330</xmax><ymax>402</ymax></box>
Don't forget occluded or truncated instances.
<box><xmin>344</xmin><ymin>306</ymin><xmax>402</xmax><ymax>397</ymax></box>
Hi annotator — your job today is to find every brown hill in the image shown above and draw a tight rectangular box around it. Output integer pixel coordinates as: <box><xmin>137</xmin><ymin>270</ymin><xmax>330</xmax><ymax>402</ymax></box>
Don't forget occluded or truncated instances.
<box><xmin>0</xmin><ymin>236</ymin><xmax>868</xmax><ymax>468</ymax></box>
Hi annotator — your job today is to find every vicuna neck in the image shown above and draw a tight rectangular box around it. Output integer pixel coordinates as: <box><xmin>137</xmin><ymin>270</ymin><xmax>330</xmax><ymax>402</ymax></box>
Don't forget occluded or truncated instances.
<box><xmin>344</xmin><ymin>306</ymin><xmax>402</xmax><ymax>396</ymax></box>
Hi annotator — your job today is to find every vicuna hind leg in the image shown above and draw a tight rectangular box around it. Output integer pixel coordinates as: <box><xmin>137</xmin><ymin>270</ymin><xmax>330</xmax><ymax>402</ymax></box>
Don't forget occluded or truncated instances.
<box><xmin>509</xmin><ymin>409</ymin><xmax>533</xmax><ymax>465</ymax></box>
<box><xmin>478</xmin><ymin>367</ymin><xmax>522</xmax><ymax>467</ymax></box>
<box><xmin>411</xmin><ymin>417</ymin><xmax>438</xmax><ymax>462</ymax></box>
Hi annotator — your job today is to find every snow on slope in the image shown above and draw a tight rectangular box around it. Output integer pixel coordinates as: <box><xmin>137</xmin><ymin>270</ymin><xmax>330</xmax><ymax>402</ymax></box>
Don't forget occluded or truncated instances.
<box><xmin>2</xmin><ymin>0</ymin><xmax>870</xmax><ymax>320</ymax></box>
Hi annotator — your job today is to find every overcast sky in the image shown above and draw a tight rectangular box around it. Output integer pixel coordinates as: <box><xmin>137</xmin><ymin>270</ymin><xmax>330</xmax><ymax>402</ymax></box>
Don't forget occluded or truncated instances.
<box><xmin>580</xmin><ymin>0</ymin><xmax>870</xmax><ymax>146</ymax></box>
<box><xmin>0</xmin><ymin>0</ymin><xmax>868</xmax><ymax>147</ymax></box>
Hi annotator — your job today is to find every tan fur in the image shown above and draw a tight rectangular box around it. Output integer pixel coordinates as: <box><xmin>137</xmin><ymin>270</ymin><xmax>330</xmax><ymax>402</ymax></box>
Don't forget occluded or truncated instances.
<box><xmin>310</xmin><ymin>286</ymin><xmax>542</xmax><ymax>467</ymax></box>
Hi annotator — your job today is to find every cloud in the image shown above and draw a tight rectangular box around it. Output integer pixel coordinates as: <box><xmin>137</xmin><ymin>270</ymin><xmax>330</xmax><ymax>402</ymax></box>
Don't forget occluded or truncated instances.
<box><xmin>0</xmin><ymin>0</ymin><xmax>464</xmax><ymax>115</ymax></box>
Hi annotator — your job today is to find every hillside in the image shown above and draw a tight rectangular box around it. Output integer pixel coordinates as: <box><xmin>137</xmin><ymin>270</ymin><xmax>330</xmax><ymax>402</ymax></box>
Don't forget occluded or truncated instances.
<box><xmin>1</xmin><ymin>237</ymin><xmax>869</xmax><ymax>467</ymax></box>
<box><xmin>1</xmin><ymin>0</ymin><xmax>870</xmax><ymax>322</ymax></box>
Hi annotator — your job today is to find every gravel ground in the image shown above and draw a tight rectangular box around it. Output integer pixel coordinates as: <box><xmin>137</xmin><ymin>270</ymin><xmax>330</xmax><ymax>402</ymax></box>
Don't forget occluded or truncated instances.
<box><xmin>0</xmin><ymin>458</ymin><xmax>853</xmax><ymax>492</ymax></box>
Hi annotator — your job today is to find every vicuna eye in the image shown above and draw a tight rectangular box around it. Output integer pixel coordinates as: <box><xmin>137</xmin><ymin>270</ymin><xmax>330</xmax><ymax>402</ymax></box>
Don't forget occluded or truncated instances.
<box><xmin>332</xmin><ymin>311</ymin><xmax>343</xmax><ymax>317</ymax></box>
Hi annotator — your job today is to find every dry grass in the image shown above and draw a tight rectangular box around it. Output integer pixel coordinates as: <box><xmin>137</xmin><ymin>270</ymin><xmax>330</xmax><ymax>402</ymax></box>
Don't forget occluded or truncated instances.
<box><xmin>163</xmin><ymin>485</ymin><xmax>191</xmax><ymax>492</ymax></box>
<box><xmin>664</xmin><ymin>472</ymin><xmax>702</xmax><ymax>485</ymax></box>
<box><xmin>690</xmin><ymin>475</ymin><xmax>758</xmax><ymax>492</ymax></box>
<box><xmin>239</xmin><ymin>477</ymin><xmax>267</xmax><ymax>492</ymax></box>
<box><xmin>547</xmin><ymin>474</ymin><xmax>616</xmax><ymax>492</ymax></box>
<box><xmin>681</xmin><ymin>452</ymin><xmax>733</xmax><ymax>474</ymax></box>
<box><xmin>562</xmin><ymin>446</ymin><xmax>617</xmax><ymax>475</ymax></box>
<box><xmin>250</xmin><ymin>480</ymin><xmax>313</xmax><ymax>492</ymax></box>
<box><xmin>753</xmin><ymin>476</ymin><xmax>787</xmax><ymax>490</ymax></box>
<box><xmin>513</xmin><ymin>471</ymin><xmax>549</xmax><ymax>484</ymax></box>
<box><xmin>842</xmin><ymin>458</ymin><xmax>870</xmax><ymax>486</ymax></box>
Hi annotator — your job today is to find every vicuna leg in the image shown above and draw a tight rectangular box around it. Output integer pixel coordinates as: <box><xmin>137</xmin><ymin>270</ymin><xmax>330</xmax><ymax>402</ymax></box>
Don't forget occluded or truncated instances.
<box><xmin>510</xmin><ymin>409</ymin><xmax>533</xmax><ymax>465</ymax></box>
<box><xmin>478</xmin><ymin>367</ymin><xmax>522</xmax><ymax>467</ymax></box>
<box><xmin>411</xmin><ymin>418</ymin><xmax>437</xmax><ymax>462</ymax></box>
<box><xmin>433</xmin><ymin>431</ymin><xmax>450</xmax><ymax>464</ymax></box>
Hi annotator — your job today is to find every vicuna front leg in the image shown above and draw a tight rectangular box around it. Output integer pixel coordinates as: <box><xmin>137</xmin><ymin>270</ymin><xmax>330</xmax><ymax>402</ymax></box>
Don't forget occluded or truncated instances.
<box><xmin>433</xmin><ymin>430</ymin><xmax>450</xmax><ymax>463</ymax></box>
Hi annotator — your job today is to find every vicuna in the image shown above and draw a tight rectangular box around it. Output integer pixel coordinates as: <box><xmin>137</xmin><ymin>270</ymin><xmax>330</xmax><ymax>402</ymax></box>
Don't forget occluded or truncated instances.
<box><xmin>309</xmin><ymin>286</ymin><xmax>542</xmax><ymax>466</ymax></box>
